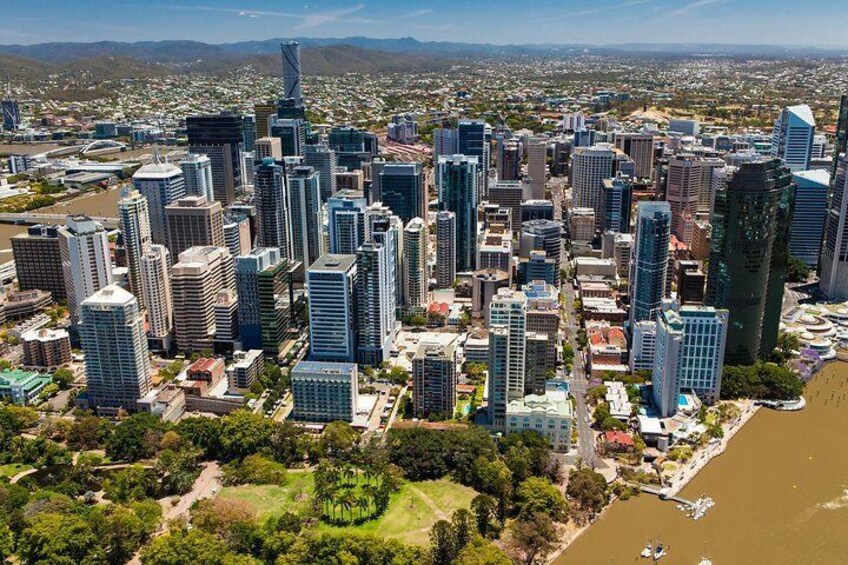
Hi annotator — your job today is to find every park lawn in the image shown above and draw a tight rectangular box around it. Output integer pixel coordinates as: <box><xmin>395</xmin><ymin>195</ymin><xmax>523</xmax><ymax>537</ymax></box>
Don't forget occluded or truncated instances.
<box><xmin>217</xmin><ymin>471</ymin><xmax>315</xmax><ymax>518</ymax></box>
<box><xmin>317</xmin><ymin>477</ymin><xmax>478</xmax><ymax>546</ymax></box>
<box><xmin>0</xmin><ymin>463</ymin><xmax>32</xmax><ymax>478</ymax></box>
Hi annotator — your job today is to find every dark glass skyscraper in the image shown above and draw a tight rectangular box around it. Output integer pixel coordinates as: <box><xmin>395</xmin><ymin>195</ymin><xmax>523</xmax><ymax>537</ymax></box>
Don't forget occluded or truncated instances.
<box><xmin>186</xmin><ymin>113</ymin><xmax>244</xmax><ymax>206</ymax></box>
<box><xmin>705</xmin><ymin>159</ymin><xmax>794</xmax><ymax>365</ymax></box>
<box><xmin>377</xmin><ymin>162</ymin><xmax>425</xmax><ymax>224</ymax></box>
<box><xmin>438</xmin><ymin>155</ymin><xmax>478</xmax><ymax>273</ymax></box>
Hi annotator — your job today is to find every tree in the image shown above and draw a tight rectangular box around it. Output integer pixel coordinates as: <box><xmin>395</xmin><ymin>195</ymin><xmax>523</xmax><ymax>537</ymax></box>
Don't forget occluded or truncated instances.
<box><xmin>191</xmin><ymin>498</ymin><xmax>257</xmax><ymax>547</ymax></box>
<box><xmin>455</xmin><ymin>535</ymin><xmax>512</xmax><ymax>565</ymax></box>
<box><xmin>321</xmin><ymin>421</ymin><xmax>360</xmax><ymax>456</ymax></box>
<box><xmin>786</xmin><ymin>255</ymin><xmax>810</xmax><ymax>283</ymax></box>
<box><xmin>566</xmin><ymin>467</ymin><xmax>609</xmax><ymax>519</ymax></box>
<box><xmin>0</xmin><ymin>523</ymin><xmax>12</xmax><ymax>565</ymax></box>
<box><xmin>773</xmin><ymin>332</ymin><xmax>802</xmax><ymax>364</ymax></box>
<box><xmin>515</xmin><ymin>477</ymin><xmax>569</xmax><ymax>521</ymax></box>
<box><xmin>155</xmin><ymin>446</ymin><xmax>201</xmax><ymax>495</ymax></box>
<box><xmin>218</xmin><ymin>410</ymin><xmax>276</xmax><ymax>462</ymax></box>
<box><xmin>106</xmin><ymin>412</ymin><xmax>163</xmax><ymax>462</ymax></box>
<box><xmin>175</xmin><ymin>417</ymin><xmax>223</xmax><ymax>460</ymax></box>
<box><xmin>18</xmin><ymin>512</ymin><xmax>100</xmax><ymax>564</ymax></box>
<box><xmin>90</xmin><ymin>503</ymin><xmax>160</xmax><ymax>564</ymax></box>
<box><xmin>52</xmin><ymin>368</ymin><xmax>75</xmax><ymax>389</ymax></box>
<box><xmin>222</xmin><ymin>454</ymin><xmax>287</xmax><ymax>486</ymax></box>
<box><xmin>506</xmin><ymin>512</ymin><xmax>558</xmax><ymax>565</ymax></box>
<box><xmin>409</xmin><ymin>314</ymin><xmax>427</xmax><ymax>327</ymax></box>
<box><xmin>104</xmin><ymin>465</ymin><xmax>157</xmax><ymax>503</ymax></box>
<box><xmin>388</xmin><ymin>366</ymin><xmax>410</xmax><ymax>385</ymax></box>
<box><xmin>429</xmin><ymin>519</ymin><xmax>457</xmax><ymax>565</ymax></box>
<box><xmin>471</xmin><ymin>494</ymin><xmax>500</xmax><ymax>538</ymax></box>
<box><xmin>720</xmin><ymin>363</ymin><xmax>804</xmax><ymax>401</ymax></box>
<box><xmin>451</xmin><ymin>508</ymin><xmax>475</xmax><ymax>553</ymax></box>
<box><xmin>471</xmin><ymin>457</ymin><xmax>512</xmax><ymax>520</ymax></box>
<box><xmin>141</xmin><ymin>529</ymin><xmax>233</xmax><ymax>565</ymax></box>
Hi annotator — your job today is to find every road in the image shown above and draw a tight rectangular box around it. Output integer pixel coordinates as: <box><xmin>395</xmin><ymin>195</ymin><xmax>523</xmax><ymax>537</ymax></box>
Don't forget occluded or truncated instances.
<box><xmin>560</xmin><ymin>263</ymin><xmax>601</xmax><ymax>468</ymax></box>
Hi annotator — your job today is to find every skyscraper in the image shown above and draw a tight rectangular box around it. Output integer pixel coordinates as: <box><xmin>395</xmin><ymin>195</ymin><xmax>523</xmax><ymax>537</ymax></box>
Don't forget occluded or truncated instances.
<box><xmin>433</xmin><ymin>127</ymin><xmax>458</xmax><ymax>186</ymax></box>
<box><xmin>223</xmin><ymin>212</ymin><xmax>252</xmax><ymax>258</ymax></box>
<box><xmin>356</xmin><ymin>241</ymin><xmax>392</xmax><ymax>365</ymax></box>
<box><xmin>253</xmin><ymin>158</ymin><xmax>292</xmax><ymax>258</ymax></box>
<box><xmin>403</xmin><ymin>218</ymin><xmax>428</xmax><ymax>311</ymax></box>
<box><xmin>377</xmin><ymin>162</ymin><xmax>425</xmax><ymax>224</ymax></box>
<box><xmin>629</xmin><ymin>202</ymin><xmax>672</xmax><ymax>326</ymax></box>
<box><xmin>519</xmin><ymin>219</ymin><xmax>562</xmax><ymax>268</ymax></box>
<box><xmin>496</xmin><ymin>138</ymin><xmax>521</xmax><ymax>181</ymax></box>
<box><xmin>435</xmin><ymin>211</ymin><xmax>456</xmax><ymax>288</ymax></box>
<box><xmin>571</xmin><ymin>144</ymin><xmax>615</xmax><ymax>228</ymax></box>
<box><xmin>820</xmin><ymin>95</ymin><xmax>848</xmax><ymax>298</ymax></box>
<box><xmin>488</xmin><ymin>288</ymin><xmax>527</xmax><ymax>429</ymax></box>
<box><xmin>11</xmin><ymin>225</ymin><xmax>65</xmax><ymax>301</ymax></box>
<box><xmin>79</xmin><ymin>285</ymin><xmax>151</xmax><ymax>415</ymax></box>
<box><xmin>288</xmin><ymin>165</ymin><xmax>324</xmax><ymax>269</ymax></box>
<box><xmin>602</xmin><ymin>174</ymin><xmax>632</xmax><ymax>234</ymax></box>
<box><xmin>526</xmin><ymin>136</ymin><xmax>547</xmax><ymax>200</ymax></box>
<box><xmin>367</xmin><ymin>204</ymin><xmax>403</xmax><ymax>322</ymax></box>
<box><xmin>140</xmin><ymin>244</ymin><xmax>172</xmax><ymax>350</ymax></box>
<box><xmin>438</xmin><ymin>155</ymin><xmax>478</xmax><ymax>273</ymax></box>
<box><xmin>236</xmin><ymin>247</ymin><xmax>292</xmax><ymax>355</ymax></box>
<box><xmin>771</xmin><ymin>104</ymin><xmax>815</xmax><ymax>172</ymax></box>
<box><xmin>412</xmin><ymin>341</ymin><xmax>457</xmax><ymax>418</ymax></box>
<box><xmin>666</xmin><ymin>155</ymin><xmax>703</xmax><ymax>242</ymax></box>
<box><xmin>165</xmin><ymin>196</ymin><xmax>225</xmax><ymax>257</ymax></box>
<box><xmin>307</xmin><ymin>254</ymin><xmax>357</xmax><ymax>362</ymax></box>
<box><xmin>180</xmin><ymin>153</ymin><xmax>214</xmax><ymax>203</ymax></box>
<box><xmin>270</xmin><ymin>118</ymin><xmax>306</xmax><ymax>158</ymax></box>
<box><xmin>304</xmin><ymin>143</ymin><xmax>337</xmax><ymax>203</ymax></box>
<box><xmin>59</xmin><ymin>215</ymin><xmax>113</xmax><ymax>322</ymax></box>
<box><xmin>705</xmin><ymin>159</ymin><xmax>794</xmax><ymax>365</ymax></box>
<box><xmin>789</xmin><ymin>169</ymin><xmax>829</xmax><ymax>267</ymax></box>
<box><xmin>458</xmin><ymin>119</ymin><xmax>489</xmax><ymax>191</ymax></box>
<box><xmin>653</xmin><ymin>305</ymin><xmax>728</xmax><ymax>418</ymax></box>
<box><xmin>133</xmin><ymin>160</ymin><xmax>186</xmax><ymax>245</ymax></box>
<box><xmin>614</xmin><ymin>132</ymin><xmax>654</xmax><ymax>179</ymax></box>
<box><xmin>327</xmin><ymin>190</ymin><xmax>368</xmax><ymax>254</ymax></box>
<box><xmin>118</xmin><ymin>190</ymin><xmax>152</xmax><ymax>303</ymax></box>
<box><xmin>281</xmin><ymin>41</ymin><xmax>304</xmax><ymax>107</ymax></box>
<box><xmin>254</xmin><ymin>137</ymin><xmax>282</xmax><ymax>162</ymax></box>
<box><xmin>186</xmin><ymin>113</ymin><xmax>244</xmax><ymax>206</ymax></box>
<box><xmin>171</xmin><ymin>246</ymin><xmax>235</xmax><ymax>352</ymax></box>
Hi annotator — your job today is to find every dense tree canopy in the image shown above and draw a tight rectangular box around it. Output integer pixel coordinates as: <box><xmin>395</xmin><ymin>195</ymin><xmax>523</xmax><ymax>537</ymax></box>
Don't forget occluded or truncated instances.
<box><xmin>721</xmin><ymin>363</ymin><xmax>804</xmax><ymax>400</ymax></box>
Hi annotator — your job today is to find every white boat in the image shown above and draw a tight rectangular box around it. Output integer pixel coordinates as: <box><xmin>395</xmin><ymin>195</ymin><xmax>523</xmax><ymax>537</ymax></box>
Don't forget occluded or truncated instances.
<box><xmin>654</xmin><ymin>544</ymin><xmax>667</xmax><ymax>560</ymax></box>
<box><xmin>698</xmin><ymin>559</ymin><xmax>712</xmax><ymax>565</ymax></box>
<box><xmin>640</xmin><ymin>543</ymin><xmax>653</xmax><ymax>558</ymax></box>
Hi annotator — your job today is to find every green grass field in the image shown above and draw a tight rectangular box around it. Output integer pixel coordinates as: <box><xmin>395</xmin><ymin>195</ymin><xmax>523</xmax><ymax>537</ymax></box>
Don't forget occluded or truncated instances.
<box><xmin>0</xmin><ymin>463</ymin><xmax>32</xmax><ymax>478</ymax></box>
<box><xmin>217</xmin><ymin>472</ymin><xmax>477</xmax><ymax>546</ymax></box>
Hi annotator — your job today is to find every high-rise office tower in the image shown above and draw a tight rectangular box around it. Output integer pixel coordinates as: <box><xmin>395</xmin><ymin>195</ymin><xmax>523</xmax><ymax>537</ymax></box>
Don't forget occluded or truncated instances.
<box><xmin>438</xmin><ymin>154</ymin><xmax>478</xmax><ymax>272</ymax></box>
<box><xmin>242</xmin><ymin>115</ymin><xmax>257</xmax><ymax>153</ymax></box>
<box><xmin>304</xmin><ymin>143</ymin><xmax>337</xmax><ymax>203</ymax></box>
<box><xmin>629</xmin><ymin>202</ymin><xmax>672</xmax><ymax>326</ymax></box>
<box><xmin>478</xmin><ymin>225</ymin><xmax>512</xmax><ymax>275</ymax></box>
<box><xmin>571</xmin><ymin>144</ymin><xmax>615</xmax><ymax>228</ymax></box>
<box><xmin>771</xmin><ymin>104</ymin><xmax>815</xmax><ymax>172</ymax></box>
<box><xmin>288</xmin><ymin>165</ymin><xmax>323</xmax><ymax>269</ymax></box>
<box><xmin>520</xmin><ymin>200</ymin><xmax>555</xmax><ymax>224</ymax></box>
<box><xmin>140</xmin><ymin>244</ymin><xmax>172</xmax><ymax>351</ymax></box>
<box><xmin>1</xmin><ymin>93</ymin><xmax>20</xmax><ymax>130</ymax></box>
<box><xmin>653</xmin><ymin>305</ymin><xmax>728</xmax><ymax>418</ymax></box>
<box><xmin>171</xmin><ymin>246</ymin><xmax>234</xmax><ymax>352</ymax></box>
<box><xmin>820</xmin><ymin>95</ymin><xmax>848</xmax><ymax>299</ymax></box>
<box><xmin>614</xmin><ymin>132</ymin><xmax>654</xmax><ymax>179</ymax></box>
<box><xmin>497</xmin><ymin>138</ymin><xmax>521</xmax><ymax>181</ymax></box>
<box><xmin>281</xmin><ymin>41</ymin><xmax>304</xmax><ymax>107</ymax></box>
<box><xmin>356</xmin><ymin>241</ymin><xmax>392</xmax><ymax>365</ymax></box>
<box><xmin>291</xmin><ymin>361</ymin><xmax>358</xmax><ymax>423</ymax></box>
<box><xmin>433</xmin><ymin>127</ymin><xmax>458</xmax><ymax>186</ymax></box>
<box><xmin>186</xmin><ymin>113</ymin><xmax>244</xmax><ymax>206</ymax></box>
<box><xmin>377</xmin><ymin>162</ymin><xmax>425</xmax><ymax>224</ymax></box>
<box><xmin>79</xmin><ymin>285</ymin><xmax>151</xmax><ymax>415</ymax></box>
<box><xmin>666</xmin><ymin>155</ymin><xmax>703</xmax><ymax>243</ymax></box>
<box><xmin>436</xmin><ymin>211</ymin><xmax>456</xmax><ymax>288</ymax></box>
<box><xmin>270</xmin><ymin>118</ymin><xmax>306</xmax><ymax>158</ymax></box>
<box><xmin>526</xmin><ymin>136</ymin><xmax>547</xmax><ymax>200</ymax></box>
<box><xmin>458</xmin><ymin>119</ymin><xmax>489</xmax><ymax>192</ymax></box>
<box><xmin>118</xmin><ymin>190</ymin><xmax>152</xmax><ymax>303</ymax></box>
<box><xmin>488</xmin><ymin>288</ymin><xmax>527</xmax><ymax>429</ymax></box>
<box><xmin>328</xmin><ymin>126</ymin><xmax>378</xmax><ymax>171</ymax></box>
<box><xmin>562</xmin><ymin>111</ymin><xmax>585</xmax><ymax>133</ymax></box>
<box><xmin>133</xmin><ymin>159</ymin><xmax>186</xmax><ymax>245</ymax></box>
<box><xmin>59</xmin><ymin>215</ymin><xmax>113</xmax><ymax>322</ymax></box>
<box><xmin>519</xmin><ymin>219</ymin><xmax>562</xmax><ymax>268</ymax></box>
<box><xmin>327</xmin><ymin>190</ymin><xmax>368</xmax><ymax>254</ymax></box>
<box><xmin>602</xmin><ymin>174</ymin><xmax>632</xmax><ymax>234</ymax></box>
<box><xmin>236</xmin><ymin>247</ymin><xmax>292</xmax><ymax>355</ymax></box>
<box><xmin>306</xmin><ymin>254</ymin><xmax>357</xmax><ymax>362</ymax></box>
<box><xmin>223</xmin><ymin>211</ymin><xmax>252</xmax><ymax>258</ymax></box>
<box><xmin>165</xmin><ymin>196</ymin><xmax>225</xmax><ymax>257</ymax></box>
<box><xmin>706</xmin><ymin>159</ymin><xmax>794</xmax><ymax>364</ymax></box>
<box><xmin>488</xmin><ymin>180</ymin><xmax>525</xmax><ymax>229</ymax></box>
<box><xmin>253</xmin><ymin>158</ymin><xmax>292</xmax><ymax>258</ymax></box>
<box><xmin>403</xmin><ymin>218</ymin><xmax>428</xmax><ymax>311</ymax></box>
<box><xmin>254</xmin><ymin>102</ymin><xmax>277</xmax><ymax>138</ymax></box>
<box><xmin>488</xmin><ymin>326</ymin><xmax>509</xmax><ymax>429</ymax></box>
<box><xmin>789</xmin><ymin>169</ymin><xmax>829</xmax><ymax>267</ymax></box>
<box><xmin>412</xmin><ymin>341</ymin><xmax>457</xmax><ymax>418</ymax></box>
<box><xmin>11</xmin><ymin>225</ymin><xmax>66</xmax><ymax>301</ymax></box>
<box><xmin>254</xmin><ymin>137</ymin><xmax>283</xmax><ymax>162</ymax></box>
<box><xmin>180</xmin><ymin>153</ymin><xmax>214</xmax><ymax>203</ymax></box>
<box><xmin>213</xmin><ymin>289</ymin><xmax>239</xmax><ymax>346</ymax></box>
<box><xmin>367</xmin><ymin>204</ymin><xmax>403</xmax><ymax>320</ymax></box>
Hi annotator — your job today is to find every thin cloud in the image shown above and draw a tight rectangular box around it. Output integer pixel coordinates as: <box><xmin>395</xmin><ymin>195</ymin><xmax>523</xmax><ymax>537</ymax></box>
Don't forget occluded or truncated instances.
<box><xmin>399</xmin><ymin>9</ymin><xmax>434</xmax><ymax>19</ymax></box>
<box><xmin>569</xmin><ymin>0</ymin><xmax>650</xmax><ymax>17</ymax></box>
<box><xmin>172</xmin><ymin>4</ymin><xmax>366</xmax><ymax>29</ymax></box>
<box><xmin>670</xmin><ymin>0</ymin><xmax>722</xmax><ymax>16</ymax></box>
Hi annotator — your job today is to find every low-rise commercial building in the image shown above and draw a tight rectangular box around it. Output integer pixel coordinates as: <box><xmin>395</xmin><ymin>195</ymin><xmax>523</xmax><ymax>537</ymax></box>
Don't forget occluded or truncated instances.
<box><xmin>505</xmin><ymin>382</ymin><xmax>573</xmax><ymax>452</ymax></box>
<box><xmin>21</xmin><ymin>328</ymin><xmax>72</xmax><ymax>369</ymax></box>
<box><xmin>291</xmin><ymin>360</ymin><xmax>358</xmax><ymax>423</ymax></box>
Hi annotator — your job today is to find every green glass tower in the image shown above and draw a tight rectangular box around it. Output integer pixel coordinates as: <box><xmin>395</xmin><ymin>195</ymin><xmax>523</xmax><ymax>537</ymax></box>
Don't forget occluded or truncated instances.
<box><xmin>705</xmin><ymin>159</ymin><xmax>795</xmax><ymax>365</ymax></box>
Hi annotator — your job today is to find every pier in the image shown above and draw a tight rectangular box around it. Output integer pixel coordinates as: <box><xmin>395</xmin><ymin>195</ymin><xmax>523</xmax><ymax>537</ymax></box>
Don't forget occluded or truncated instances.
<box><xmin>636</xmin><ymin>484</ymin><xmax>695</xmax><ymax>506</ymax></box>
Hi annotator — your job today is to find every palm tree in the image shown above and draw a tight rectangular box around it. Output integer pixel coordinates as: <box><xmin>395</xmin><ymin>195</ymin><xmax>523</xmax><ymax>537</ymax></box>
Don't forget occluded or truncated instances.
<box><xmin>357</xmin><ymin>494</ymin><xmax>370</xmax><ymax>520</ymax></box>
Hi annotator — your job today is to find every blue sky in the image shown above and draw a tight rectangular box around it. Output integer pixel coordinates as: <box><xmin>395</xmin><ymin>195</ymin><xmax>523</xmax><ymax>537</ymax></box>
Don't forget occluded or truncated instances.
<box><xmin>1</xmin><ymin>0</ymin><xmax>847</xmax><ymax>47</ymax></box>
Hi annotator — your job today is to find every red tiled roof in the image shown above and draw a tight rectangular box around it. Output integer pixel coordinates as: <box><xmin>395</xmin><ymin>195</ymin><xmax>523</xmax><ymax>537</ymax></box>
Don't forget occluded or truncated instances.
<box><xmin>428</xmin><ymin>302</ymin><xmax>449</xmax><ymax>316</ymax></box>
<box><xmin>604</xmin><ymin>430</ymin><xmax>634</xmax><ymax>446</ymax></box>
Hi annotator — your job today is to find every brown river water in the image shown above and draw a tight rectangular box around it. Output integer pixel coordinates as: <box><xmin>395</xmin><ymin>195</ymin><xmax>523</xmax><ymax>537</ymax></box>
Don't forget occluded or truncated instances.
<box><xmin>557</xmin><ymin>362</ymin><xmax>848</xmax><ymax>565</ymax></box>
